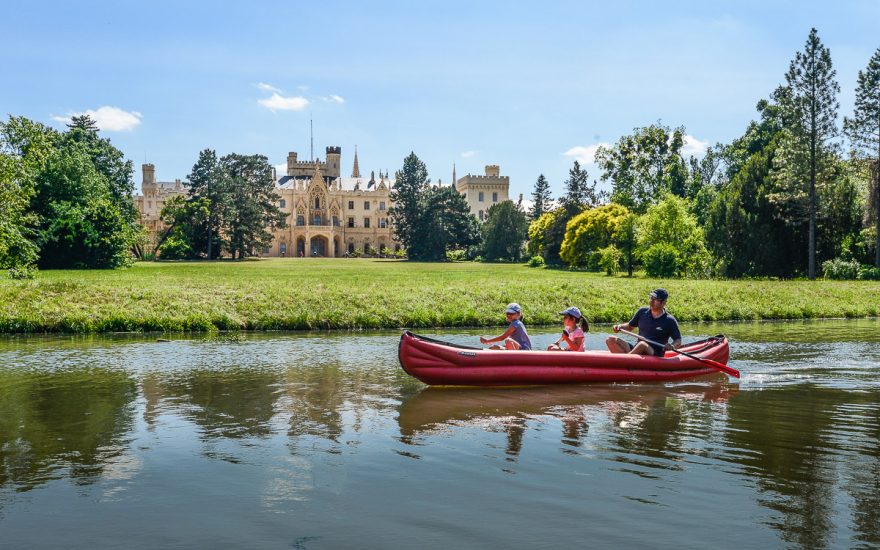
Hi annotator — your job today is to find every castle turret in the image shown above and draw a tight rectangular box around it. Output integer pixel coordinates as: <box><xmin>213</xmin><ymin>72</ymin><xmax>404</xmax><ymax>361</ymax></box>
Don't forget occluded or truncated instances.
<box><xmin>286</xmin><ymin>152</ymin><xmax>298</xmax><ymax>176</ymax></box>
<box><xmin>485</xmin><ymin>164</ymin><xmax>500</xmax><ymax>177</ymax></box>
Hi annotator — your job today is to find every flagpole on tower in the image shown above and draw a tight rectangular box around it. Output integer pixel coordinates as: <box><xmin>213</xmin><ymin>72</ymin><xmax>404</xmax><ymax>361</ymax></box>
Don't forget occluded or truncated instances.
<box><xmin>310</xmin><ymin>114</ymin><xmax>314</xmax><ymax>161</ymax></box>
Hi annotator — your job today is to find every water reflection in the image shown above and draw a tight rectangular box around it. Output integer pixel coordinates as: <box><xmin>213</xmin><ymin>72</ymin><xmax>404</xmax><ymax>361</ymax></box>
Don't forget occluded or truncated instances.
<box><xmin>0</xmin><ymin>322</ymin><xmax>877</xmax><ymax>548</ymax></box>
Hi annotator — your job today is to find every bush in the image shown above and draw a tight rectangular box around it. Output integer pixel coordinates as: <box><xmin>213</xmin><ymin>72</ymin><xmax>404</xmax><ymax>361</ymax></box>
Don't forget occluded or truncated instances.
<box><xmin>157</xmin><ymin>236</ymin><xmax>194</xmax><ymax>260</ymax></box>
<box><xmin>8</xmin><ymin>265</ymin><xmax>37</xmax><ymax>279</ymax></box>
<box><xmin>857</xmin><ymin>265</ymin><xmax>880</xmax><ymax>280</ymax></box>
<box><xmin>446</xmin><ymin>249</ymin><xmax>466</xmax><ymax>262</ymax></box>
<box><xmin>526</xmin><ymin>255</ymin><xmax>545</xmax><ymax>268</ymax></box>
<box><xmin>598</xmin><ymin>245</ymin><xmax>622</xmax><ymax>276</ymax></box>
<box><xmin>822</xmin><ymin>258</ymin><xmax>861</xmax><ymax>280</ymax></box>
<box><xmin>642</xmin><ymin>243</ymin><xmax>679</xmax><ymax>278</ymax></box>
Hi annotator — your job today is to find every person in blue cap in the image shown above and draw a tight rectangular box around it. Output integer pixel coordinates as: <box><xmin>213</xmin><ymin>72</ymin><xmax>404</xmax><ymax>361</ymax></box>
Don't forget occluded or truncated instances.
<box><xmin>547</xmin><ymin>306</ymin><xmax>589</xmax><ymax>351</ymax></box>
<box><xmin>480</xmin><ymin>303</ymin><xmax>532</xmax><ymax>350</ymax></box>
<box><xmin>606</xmin><ymin>288</ymin><xmax>681</xmax><ymax>356</ymax></box>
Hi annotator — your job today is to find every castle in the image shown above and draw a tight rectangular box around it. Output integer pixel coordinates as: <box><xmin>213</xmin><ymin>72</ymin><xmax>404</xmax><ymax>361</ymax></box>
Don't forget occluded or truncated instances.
<box><xmin>133</xmin><ymin>146</ymin><xmax>510</xmax><ymax>257</ymax></box>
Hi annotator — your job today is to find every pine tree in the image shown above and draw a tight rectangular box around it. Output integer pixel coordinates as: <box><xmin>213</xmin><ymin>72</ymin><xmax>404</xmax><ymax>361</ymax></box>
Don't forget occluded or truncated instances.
<box><xmin>187</xmin><ymin>149</ymin><xmax>225</xmax><ymax>259</ymax></box>
<box><xmin>389</xmin><ymin>152</ymin><xmax>430</xmax><ymax>257</ymax></box>
<box><xmin>844</xmin><ymin>47</ymin><xmax>880</xmax><ymax>267</ymax></box>
<box><xmin>563</xmin><ymin>160</ymin><xmax>599</xmax><ymax>213</ymax></box>
<box><xmin>784</xmin><ymin>28</ymin><xmax>840</xmax><ymax>279</ymax></box>
<box><xmin>530</xmin><ymin>174</ymin><xmax>552</xmax><ymax>219</ymax></box>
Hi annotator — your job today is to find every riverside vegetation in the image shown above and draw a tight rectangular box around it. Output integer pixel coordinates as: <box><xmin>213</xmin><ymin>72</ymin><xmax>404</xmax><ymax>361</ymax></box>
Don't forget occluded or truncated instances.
<box><xmin>1</xmin><ymin>259</ymin><xmax>878</xmax><ymax>333</ymax></box>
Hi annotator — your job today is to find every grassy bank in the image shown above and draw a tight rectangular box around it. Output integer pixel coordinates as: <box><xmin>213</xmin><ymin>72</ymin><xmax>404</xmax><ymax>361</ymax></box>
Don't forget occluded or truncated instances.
<box><xmin>2</xmin><ymin>259</ymin><xmax>879</xmax><ymax>333</ymax></box>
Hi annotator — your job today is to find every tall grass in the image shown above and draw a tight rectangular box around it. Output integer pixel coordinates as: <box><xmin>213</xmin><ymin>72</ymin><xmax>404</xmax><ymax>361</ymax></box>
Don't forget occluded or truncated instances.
<box><xmin>1</xmin><ymin>259</ymin><xmax>878</xmax><ymax>333</ymax></box>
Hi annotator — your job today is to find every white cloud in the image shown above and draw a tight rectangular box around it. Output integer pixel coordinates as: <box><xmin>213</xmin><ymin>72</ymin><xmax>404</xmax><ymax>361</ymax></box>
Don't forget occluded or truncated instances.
<box><xmin>461</xmin><ymin>150</ymin><xmax>478</xmax><ymax>158</ymax></box>
<box><xmin>324</xmin><ymin>94</ymin><xmax>344</xmax><ymax>104</ymax></box>
<box><xmin>256</xmin><ymin>82</ymin><xmax>282</xmax><ymax>93</ymax></box>
<box><xmin>52</xmin><ymin>106</ymin><xmax>143</xmax><ymax>131</ymax></box>
<box><xmin>273</xmin><ymin>163</ymin><xmax>287</xmax><ymax>176</ymax></box>
<box><xmin>258</xmin><ymin>93</ymin><xmax>310</xmax><ymax>112</ymax></box>
<box><xmin>681</xmin><ymin>134</ymin><xmax>709</xmax><ymax>158</ymax></box>
<box><xmin>562</xmin><ymin>143</ymin><xmax>609</xmax><ymax>164</ymax></box>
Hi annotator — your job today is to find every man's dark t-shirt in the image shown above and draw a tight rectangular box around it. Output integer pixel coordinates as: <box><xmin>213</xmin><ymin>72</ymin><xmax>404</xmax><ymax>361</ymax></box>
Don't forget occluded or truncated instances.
<box><xmin>628</xmin><ymin>307</ymin><xmax>682</xmax><ymax>356</ymax></box>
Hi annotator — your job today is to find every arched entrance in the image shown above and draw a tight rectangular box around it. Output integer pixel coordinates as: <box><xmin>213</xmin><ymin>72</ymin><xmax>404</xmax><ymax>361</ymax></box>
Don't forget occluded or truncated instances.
<box><xmin>296</xmin><ymin>236</ymin><xmax>306</xmax><ymax>257</ymax></box>
<box><xmin>310</xmin><ymin>235</ymin><xmax>329</xmax><ymax>257</ymax></box>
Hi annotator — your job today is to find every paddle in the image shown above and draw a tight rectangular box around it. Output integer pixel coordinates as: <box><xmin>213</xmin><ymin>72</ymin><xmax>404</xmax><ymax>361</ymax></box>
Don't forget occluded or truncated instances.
<box><xmin>617</xmin><ymin>328</ymin><xmax>740</xmax><ymax>378</ymax></box>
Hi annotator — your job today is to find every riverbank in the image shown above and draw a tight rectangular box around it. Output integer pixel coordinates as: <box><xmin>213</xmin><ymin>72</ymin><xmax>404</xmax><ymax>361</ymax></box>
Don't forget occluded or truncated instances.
<box><xmin>2</xmin><ymin>259</ymin><xmax>879</xmax><ymax>333</ymax></box>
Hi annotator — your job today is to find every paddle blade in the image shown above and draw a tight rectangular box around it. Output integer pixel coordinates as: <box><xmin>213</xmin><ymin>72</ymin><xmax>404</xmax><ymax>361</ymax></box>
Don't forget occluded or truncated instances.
<box><xmin>702</xmin><ymin>358</ymin><xmax>740</xmax><ymax>378</ymax></box>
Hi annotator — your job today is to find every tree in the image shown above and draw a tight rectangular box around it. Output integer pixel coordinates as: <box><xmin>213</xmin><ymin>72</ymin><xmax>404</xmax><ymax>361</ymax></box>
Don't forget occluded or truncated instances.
<box><xmin>526</xmin><ymin>209</ymin><xmax>559</xmax><ymax>259</ymax></box>
<box><xmin>637</xmin><ymin>194</ymin><xmax>711</xmax><ymax>278</ymax></box>
<box><xmin>411</xmin><ymin>185</ymin><xmax>480</xmax><ymax>261</ymax></box>
<box><xmin>530</xmin><ymin>174</ymin><xmax>552</xmax><ymax>219</ymax></box>
<box><xmin>559</xmin><ymin>203</ymin><xmax>630</xmax><ymax>268</ymax></box>
<box><xmin>595</xmin><ymin>123</ymin><xmax>690</xmax><ymax>212</ymax></box>
<box><xmin>782</xmin><ymin>28</ymin><xmax>840</xmax><ymax>279</ymax></box>
<box><xmin>0</xmin><ymin>116</ymin><xmax>54</xmax><ymax>274</ymax></box>
<box><xmin>186</xmin><ymin>149</ymin><xmax>225</xmax><ymax>259</ymax></box>
<box><xmin>706</xmin><ymin>138</ymin><xmax>804</xmax><ymax>277</ymax></box>
<box><xmin>220</xmin><ymin>154</ymin><xmax>286</xmax><ymax>259</ymax></box>
<box><xmin>562</xmin><ymin>161</ymin><xmax>600</xmax><ymax>212</ymax></box>
<box><xmin>482</xmin><ymin>200</ymin><xmax>529</xmax><ymax>261</ymax></box>
<box><xmin>35</xmin><ymin>141</ymin><xmax>140</xmax><ymax>268</ymax></box>
<box><xmin>156</xmin><ymin>195</ymin><xmax>211</xmax><ymax>259</ymax></box>
<box><xmin>615</xmin><ymin>212</ymin><xmax>638</xmax><ymax>277</ymax></box>
<box><xmin>389</xmin><ymin>152</ymin><xmax>430</xmax><ymax>257</ymax></box>
<box><xmin>844</xmin><ymin>47</ymin><xmax>880</xmax><ymax>267</ymax></box>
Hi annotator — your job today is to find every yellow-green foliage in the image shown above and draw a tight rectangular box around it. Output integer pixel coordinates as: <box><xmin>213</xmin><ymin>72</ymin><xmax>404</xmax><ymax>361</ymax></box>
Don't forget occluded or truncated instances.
<box><xmin>0</xmin><ymin>259</ymin><xmax>879</xmax><ymax>333</ymax></box>
<box><xmin>526</xmin><ymin>209</ymin><xmax>560</xmax><ymax>257</ymax></box>
<box><xmin>560</xmin><ymin>203</ymin><xmax>630</xmax><ymax>267</ymax></box>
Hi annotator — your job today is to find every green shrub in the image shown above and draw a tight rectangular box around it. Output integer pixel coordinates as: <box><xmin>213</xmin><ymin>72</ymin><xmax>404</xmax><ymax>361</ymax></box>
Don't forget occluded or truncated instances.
<box><xmin>857</xmin><ymin>265</ymin><xmax>880</xmax><ymax>280</ymax></box>
<box><xmin>526</xmin><ymin>255</ymin><xmax>545</xmax><ymax>268</ymax></box>
<box><xmin>446</xmin><ymin>249</ymin><xmax>466</xmax><ymax>262</ymax></box>
<box><xmin>8</xmin><ymin>265</ymin><xmax>37</xmax><ymax>280</ymax></box>
<box><xmin>157</xmin><ymin>236</ymin><xmax>194</xmax><ymax>260</ymax></box>
<box><xmin>822</xmin><ymin>258</ymin><xmax>861</xmax><ymax>280</ymax></box>
<box><xmin>642</xmin><ymin>243</ymin><xmax>679</xmax><ymax>278</ymax></box>
<box><xmin>598</xmin><ymin>245</ymin><xmax>622</xmax><ymax>276</ymax></box>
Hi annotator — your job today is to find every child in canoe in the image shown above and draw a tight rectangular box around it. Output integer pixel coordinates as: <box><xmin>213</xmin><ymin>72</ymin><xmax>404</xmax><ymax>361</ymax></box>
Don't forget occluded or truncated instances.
<box><xmin>547</xmin><ymin>306</ymin><xmax>588</xmax><ymax>351</ymax></box>
<box><xmin>480</xmin><ymin>303</ymin><xmax>532</xmax><ymax>350</ymax></box>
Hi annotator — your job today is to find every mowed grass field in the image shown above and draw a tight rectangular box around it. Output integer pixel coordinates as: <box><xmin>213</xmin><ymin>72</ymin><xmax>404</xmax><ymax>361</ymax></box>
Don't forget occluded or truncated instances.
<box><xmin>2</xmin><ymin>258</ymin><xmax>879</xmax><ymax>333</ymax></box>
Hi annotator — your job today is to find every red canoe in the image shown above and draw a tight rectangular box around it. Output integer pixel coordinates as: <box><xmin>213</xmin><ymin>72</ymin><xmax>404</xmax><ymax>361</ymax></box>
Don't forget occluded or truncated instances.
<box><xmin>398</xmin><ymin>331</ymin><xmax>731</xmax><ymax>386</ymax></box>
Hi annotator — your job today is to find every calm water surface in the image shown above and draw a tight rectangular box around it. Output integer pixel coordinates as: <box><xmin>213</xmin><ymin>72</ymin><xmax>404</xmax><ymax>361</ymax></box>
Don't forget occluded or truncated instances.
<box><xmin>1</xmin><ymin>320</ymin><xmax>879</xmax><ymax>549</ymax></box>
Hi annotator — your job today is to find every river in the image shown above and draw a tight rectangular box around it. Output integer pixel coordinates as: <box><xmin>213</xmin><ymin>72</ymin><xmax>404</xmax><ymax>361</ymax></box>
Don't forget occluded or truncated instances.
<box><xmin>0</xmin><ymin>319</ymin><xmax>878</xmax><ymax>549</ymax></box>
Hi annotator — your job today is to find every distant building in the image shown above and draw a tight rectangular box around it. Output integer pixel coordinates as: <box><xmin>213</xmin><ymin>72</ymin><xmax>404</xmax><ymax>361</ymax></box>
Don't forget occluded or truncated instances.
<box><xmin>455</xmin><ymin>164</ymin><xmax>510</xmax><ymax>222</ymax></box>
<box><xmin>133</xmin><ymin>147</ymin><xmax>511</xmax><ymax>257</ymax></box>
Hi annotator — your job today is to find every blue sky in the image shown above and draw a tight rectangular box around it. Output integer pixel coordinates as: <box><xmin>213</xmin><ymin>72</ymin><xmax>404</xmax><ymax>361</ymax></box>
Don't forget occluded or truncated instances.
<box><xmin>3</xmin><ymin>1</ymin><xmax>879</xmax><ymax>198</ymax></box>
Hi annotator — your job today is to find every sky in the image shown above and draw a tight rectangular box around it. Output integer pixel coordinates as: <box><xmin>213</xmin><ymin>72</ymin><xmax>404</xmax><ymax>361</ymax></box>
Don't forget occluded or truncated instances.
<box><xmin>3</xmin><ymin>0</ymin><xmax>879</xmax><ymax>198</ymax></box>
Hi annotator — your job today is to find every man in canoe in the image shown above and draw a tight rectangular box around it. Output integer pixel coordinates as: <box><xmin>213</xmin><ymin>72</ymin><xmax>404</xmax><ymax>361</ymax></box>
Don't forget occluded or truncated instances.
<box><xmin>606</xmin><ymin>288</ymin><xmax>682</xmax><ymax>356</ymax></box>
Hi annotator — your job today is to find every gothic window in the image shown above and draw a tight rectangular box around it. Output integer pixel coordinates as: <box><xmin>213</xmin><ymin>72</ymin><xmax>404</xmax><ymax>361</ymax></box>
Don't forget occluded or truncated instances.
<box><xmin>479</xmin><ymin>191</ymin><xmax>484</xmax><ymax>202</ymax></box>
<box><xmin>314</xmin><ymin>197</ymin><xmax>320</xmax><ymax>209</ymax></box>
<box><xmin>332</xmin><ymin>216</ymin><xmax>340</xmax><ymax>227</ymax></box>
<box><xmin>296</xmin><ymin>215</ymin><xmax>305</xmax><ymax>226</ymax></box>
<box><xmin>313</xmin><ymin>214</ymin><xmax>322</xmax><ymax>225</ymax></box>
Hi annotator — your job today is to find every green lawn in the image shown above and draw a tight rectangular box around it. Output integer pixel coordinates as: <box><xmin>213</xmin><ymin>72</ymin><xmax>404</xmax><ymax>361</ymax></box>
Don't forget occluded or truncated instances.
<box><xmin>1</xmin><ymin>258</ymin><xmax>879</xmax><ymax>333</ymax></box>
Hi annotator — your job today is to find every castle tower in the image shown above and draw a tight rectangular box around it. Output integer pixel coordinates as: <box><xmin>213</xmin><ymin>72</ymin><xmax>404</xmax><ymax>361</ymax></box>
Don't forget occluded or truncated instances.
<box><xmin>351</xmin><ymin>146</ymin><xmax>361</xmax><ymax>178</ymax></box>
<box><xmin>142</xmin><ymin>163</ymin><xmax>156</xmax><ymax>194</ymax></box>
<box><xmin>455</xmin><ymin>164</ymin><xmax>509</xmax><ymax>221</ymax></box>
<box><xmin>325</xmin><ymin>146</ymin><xmax>341</xmax><ymax>178</ymax></box>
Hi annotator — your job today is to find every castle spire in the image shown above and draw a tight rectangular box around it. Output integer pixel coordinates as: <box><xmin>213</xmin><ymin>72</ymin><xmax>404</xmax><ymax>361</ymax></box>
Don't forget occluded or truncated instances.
<box><xmin>452</xmin><ymin>163</ymin><xmax>457</xmax><ymax>188</ymax></box>
<box><xmin>351</xmin><ymin>145</ymin><xmax>361</xmax><ymax>178</ymax></box>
